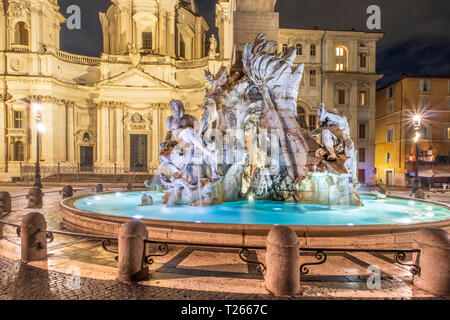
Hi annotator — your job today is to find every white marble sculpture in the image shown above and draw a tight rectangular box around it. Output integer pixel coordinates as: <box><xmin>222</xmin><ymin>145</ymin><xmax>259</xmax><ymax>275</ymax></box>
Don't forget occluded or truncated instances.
<box><xmin>157</xmin><ymin>34</ymin><xmax>362</xmax><ymax>207</ymax></box>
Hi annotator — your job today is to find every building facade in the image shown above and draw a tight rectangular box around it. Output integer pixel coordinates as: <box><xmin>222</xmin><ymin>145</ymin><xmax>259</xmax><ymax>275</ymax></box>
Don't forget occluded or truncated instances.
<box><xmin>0</xmin><ymin>0</ymin><xmax>383</xmax><ymax>184</ymax></box>
<box><xmin>0</xmin><ymin>0</ymin><xmax>224</xmax><ymax>181</ymax></box>
<box><xmin>217</xmin><ymin>0</ymin><xmax>383</xmax><ymax>185</ymax></box>
<box><xmin>375</xmin><ymin>77</ymin><xmax>450</xmax><ymax>187</ymax></box>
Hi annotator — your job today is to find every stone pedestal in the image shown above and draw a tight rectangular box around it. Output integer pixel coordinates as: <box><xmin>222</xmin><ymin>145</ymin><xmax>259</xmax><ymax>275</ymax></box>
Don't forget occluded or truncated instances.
<box><xmin>21</xmin><ymin>212</ymin><xmax>47</xmax><ymax>262</ymax></box>
<box><xmin>413</xmin><ymin>228</ymin><xmax>450</xmax><ymax>296</ymax></box>
<box><xmin>265</xmin><ymin>225</ymin><xmax>300</xmax><ymax>296</ymax></box>
<box><xmin>118</xmin><ymin>220</ymin><xmax>149</xmax><ymax>282</ymax></box>
<box><xmin>0</xmin><ymin>191</ymin><xmax>11</xmax><ymax>215</ymax></box>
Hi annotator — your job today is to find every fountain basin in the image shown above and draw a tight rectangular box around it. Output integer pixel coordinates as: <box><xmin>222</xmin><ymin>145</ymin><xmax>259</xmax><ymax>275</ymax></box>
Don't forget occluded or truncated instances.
<box><xmin>60</xmin><ymin>191</ymin><xmax>450</xmax><ymax>248</ymax></box>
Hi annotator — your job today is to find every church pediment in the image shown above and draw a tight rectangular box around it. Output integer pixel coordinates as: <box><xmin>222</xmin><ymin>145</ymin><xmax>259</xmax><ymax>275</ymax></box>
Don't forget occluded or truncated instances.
<box><xmin>97</xmin><ymin>69</ymin><xmax>174</xmax><ymax>88</ymax></box>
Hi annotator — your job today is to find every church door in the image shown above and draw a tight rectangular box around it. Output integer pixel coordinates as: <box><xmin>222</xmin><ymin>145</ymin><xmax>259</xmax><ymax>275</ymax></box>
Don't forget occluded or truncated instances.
<box><xmin>80</xmin><ymin>146</ymin><xmax>94</xmax><ymax>172</ymax></box>
<box><xmin>130</xmin><ymin>134</ymin><xmax>148</xmax><ymax>172</ymax></box>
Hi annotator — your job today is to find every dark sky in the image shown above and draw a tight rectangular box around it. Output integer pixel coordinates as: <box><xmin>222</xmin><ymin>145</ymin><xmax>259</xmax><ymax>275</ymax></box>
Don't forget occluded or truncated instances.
<box><xmin>59</xmin><ymin>0</ymin><xmax>450</xmax><ymax>88</ymax></box>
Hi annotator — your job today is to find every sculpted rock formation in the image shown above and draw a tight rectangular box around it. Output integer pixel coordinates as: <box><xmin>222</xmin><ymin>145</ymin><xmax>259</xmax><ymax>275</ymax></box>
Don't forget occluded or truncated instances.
<box><xmin>157</xmin><ymin>34</ymin><xmax>362</xmax><ymax>207</ymax></box>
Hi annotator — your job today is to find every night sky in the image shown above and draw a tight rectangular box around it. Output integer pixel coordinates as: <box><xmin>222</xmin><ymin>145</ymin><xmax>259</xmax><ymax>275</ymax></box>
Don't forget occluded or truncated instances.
<box><xmin>59</xmin><ymin>0</ymin><xmax>450</xmax><ymax>88</ymax></box>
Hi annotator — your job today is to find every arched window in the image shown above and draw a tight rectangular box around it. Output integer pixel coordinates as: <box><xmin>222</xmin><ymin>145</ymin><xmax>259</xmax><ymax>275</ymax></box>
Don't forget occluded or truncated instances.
<box><xmin>296</xmin><ymin>44</ymin><xmax>302</xmax><ymax>55</ymax></box>
<box><xmin>14</xmin><ymin>22</ymin><xmax>28</xmax><ymax>46</ymax></box>
<box><xmin>14</xmin><ymin>141</ymin><xmax>24</xmax><ymax>162</ymax></box>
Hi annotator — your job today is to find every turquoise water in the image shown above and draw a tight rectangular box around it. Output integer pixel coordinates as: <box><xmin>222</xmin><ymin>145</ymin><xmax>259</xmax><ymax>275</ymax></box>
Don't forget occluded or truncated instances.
<box><xmin>73</xmin><ymin>192</ymin><xmax>450</xmax><ymax>226</ymax></box>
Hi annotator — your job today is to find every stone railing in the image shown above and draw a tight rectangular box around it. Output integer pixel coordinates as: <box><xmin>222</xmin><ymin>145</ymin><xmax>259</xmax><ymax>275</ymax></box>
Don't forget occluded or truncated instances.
<box><xmin>10</xmin><ymin>44</ymin><xmax>30</xmax><ymax>53</ymax></box>
<box><xmin>45</xmin><ymin>46</ymin><xmax>101</xmax><ymax>66</ymax></box>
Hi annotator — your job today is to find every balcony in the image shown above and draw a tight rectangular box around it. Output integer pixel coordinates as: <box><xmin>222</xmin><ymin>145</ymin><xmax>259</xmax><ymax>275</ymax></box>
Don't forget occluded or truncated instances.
<box><xmin>10</xmin><ymin>44</ymin><xmax>30</xmax><ymax>53</ymax></box>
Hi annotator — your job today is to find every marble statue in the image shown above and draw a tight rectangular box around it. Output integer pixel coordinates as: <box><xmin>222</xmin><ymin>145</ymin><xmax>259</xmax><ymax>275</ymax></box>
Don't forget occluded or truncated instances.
<box><xmin>312</xmin><ymin>103</ymin><xmax>358</xmax><ymax>185</ymax></box>
<box><xmin>140</xmin><ymin>193</ymin><xmax>154</xmax><ymax>206</ymax></box>
<box><xmin>208</xmin><ymin>34</ymin><xmax>218</xmax><ymax>59</ymax></box>
<box><xmin>156</xmin><ymin>34</ymin><xmax>362</xmax><ymax>207</ymax></box>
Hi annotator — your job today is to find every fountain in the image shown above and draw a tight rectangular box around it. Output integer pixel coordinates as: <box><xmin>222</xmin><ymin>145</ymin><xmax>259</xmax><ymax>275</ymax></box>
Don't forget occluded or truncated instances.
<box><xmin>158</xmin><ymin>34</ymin><xmax>361</xmax><ymax>207</ymax></box>
<box><xmin>60</xmin><ymin>35</ymin><xmax>450</xmax><ymax>247</ymax></box>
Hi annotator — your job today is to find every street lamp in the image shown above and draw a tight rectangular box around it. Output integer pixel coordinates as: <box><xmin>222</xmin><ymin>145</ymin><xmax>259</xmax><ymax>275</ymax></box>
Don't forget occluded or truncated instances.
<box><xmin>33</xmin><ymin>103</ymin><xmax>44</xmax><ymax>189</ymax></box>
<box><xmin>412</xmin><ymin>114</ymin><xmax>422</xmax><ymax>193</ymax></box>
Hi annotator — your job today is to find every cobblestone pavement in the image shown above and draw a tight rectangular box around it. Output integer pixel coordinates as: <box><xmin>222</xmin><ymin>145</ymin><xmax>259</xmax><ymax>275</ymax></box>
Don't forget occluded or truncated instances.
<box><xmin>0</xmin><ymin>186</ymin><xmax>449</xmax><ymax>300</ymax></box>
<box><xmin>0</xmin><ymin>255</ymin><xmax>278</xmax><ymax>300</ymax></box>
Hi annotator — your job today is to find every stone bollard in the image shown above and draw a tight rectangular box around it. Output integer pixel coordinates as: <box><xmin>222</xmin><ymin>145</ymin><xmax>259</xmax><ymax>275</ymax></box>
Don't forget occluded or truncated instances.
<box><xmin>265</xmin><ymin>226</ymin><xmax>300</xmax><ymax>296</ymax></box>
<box><xmin>21</xmin><ymin>212</ymin><xmax>47</xmax><ymax>262</ymax></box>
<box><xmin>95</xmin><ymin>184</ymin><xmax>104</xmax><ymax>193</ymax></box>
<box><xmin>26</xmin><ymin>188</ymin><xmax>43</xmax><ymax>209</ymax></box>
<box><xmin>62</xmin><ymin>185</ymin><xmax>74</xmax><ymax>198</ymax></box>
<box><xmin>413</xmin><ymin>228</ymin><xmax>450</xmax><ymax>296</ymax></box>
<box><xmin>415</xmin><ymin>189</ymin><xmax>425</xmax><ymax>199</ymax></box>
<box><xmin>118</xmin><ymin>220</ymin><xmax>149</xmax><ymax>282</ymax></box>
<box><xmin>0</xmin><ymin>191</ymin><xmax>12</xmax><ymax>215</ymax></box>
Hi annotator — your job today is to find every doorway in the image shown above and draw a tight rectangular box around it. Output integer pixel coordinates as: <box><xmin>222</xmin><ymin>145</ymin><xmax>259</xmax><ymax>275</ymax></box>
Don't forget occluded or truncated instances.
<box><xmin>80</xmin><ymin>146</ymin><xmax>94</xmax><ymax>171</ymax></box>
<box><xmin>130</xmin><ymin>134</ymin><xmax>148</xmax><ymax>172</ymax></box>
<box><xmin>386</xmin><ymin>170</ymin><xmax>394</xmax><ymax>186</ymax></box>
<box><xmin>358</xmin><ymin>169</ymin><xmax>366</xmax><ymax>184</ymax></box>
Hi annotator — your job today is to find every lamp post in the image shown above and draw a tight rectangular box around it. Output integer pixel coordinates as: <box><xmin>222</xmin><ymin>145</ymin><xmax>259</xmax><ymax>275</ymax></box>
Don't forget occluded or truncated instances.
<box><xmin>33</xmin><ymin>103</ymin><xmax>43</xmax><ymax>189</ymax></box>
<box><xmin>412</xmin><ymin>115</ymin><xmax>422</xmax><ymax>193</ymax></box>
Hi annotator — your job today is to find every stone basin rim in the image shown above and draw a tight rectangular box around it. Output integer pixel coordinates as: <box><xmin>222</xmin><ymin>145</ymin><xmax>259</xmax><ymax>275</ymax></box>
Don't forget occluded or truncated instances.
<box><xmin>59</xmin><ymin>192</ymin><xmax>450</xmax><ymax>247</ymax></box>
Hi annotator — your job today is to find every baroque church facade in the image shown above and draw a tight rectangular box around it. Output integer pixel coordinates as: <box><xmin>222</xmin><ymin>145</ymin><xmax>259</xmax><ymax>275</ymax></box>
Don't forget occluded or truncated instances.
<box><xmin>0</xmin><ymin>0</ymin><xmax>383</xmax><ymax>184</ymax></box>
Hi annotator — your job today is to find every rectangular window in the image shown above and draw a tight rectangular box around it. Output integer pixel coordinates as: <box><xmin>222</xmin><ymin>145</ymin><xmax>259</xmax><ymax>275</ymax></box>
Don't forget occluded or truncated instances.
<box><xmin>338</xmin><ymin>90</ymin><xmax>346</xmax><ymax>104</ymax></box>
<box><xmin>387</xmin><ymin>102</ymin><xmax>394</xmax><ymax>114</ymax></box>
<box><xmin>142</xmin><ymin>32</ymin><xmax>152</xmax><ymax>50</ymax></box>
<box><xmin>421</xmin><ymin>96</ymin><xmax>429</xmax><ymax>109</ymax></box>
<box><xmin>360</xmin><ymin>53</ymin><xmax>366</xmax><ymax>68</ymax></box>
<box><xmin>336</xmin><ymin>63</ymin><xmax>344</xmax><ymax>71</ymax></box>
<box><xmin>420</xmin><ymin>80</ymin><xmax>431</xmax><ymax>92</ymax></box>
<box><xmin>14</xmin><ymin>111</ymin><xmax>24</xmax><ymax>129</ymax></box>
<box><xmin>359</xmin><ymin>148</ymin><xmax>366</xmax><ymax>163</ymax></box>
<box><xmin>309</xmin><ymin>70</ymin><xmax>316</xmax><ymax>87</ymax></box>
<box><xmin>386</xmin><ymin>128</ymin><xmax>395</xmax><ymax>142</ymax></box>
<box><xmin>310</xmin><ymin>44</ymin><xmax>316</xmax><ymax>56</ymax></box>
<box><xmin>421</xmin><ymin>126</ymin><xmax>432</xmax><ymax>140</ymax></box>
<box><xmin>359</xmin><ymin>91</ymin><xmax>366</xmax><ymax>106</ymax></box>
<box><xmin>386</xmin><ymin>152</ymin><xmax>392</xmax><ymax>163</ymax></box>
<box><xmin>359</xmin><ymin>123</ymin><xmax>366</xmax><ymax>139</ymax></box>
<box><xmin>336</xmin><ymin>47</ymin><xmax>344</xmax><ymax>57</ymax></box>
<box><xmin>180</xmin><ymin>35</ymin><xmax>186</xmax><ymax>58</ymax></box>
<box><xmin>387</xmin><ymin>86</ymin><xmax>394</xmax><ymax>98</ymax></box>
<box><xmin>309</xmin><ymin>115</ymin><xmax>317</xmax><ymax>131</ymax></box>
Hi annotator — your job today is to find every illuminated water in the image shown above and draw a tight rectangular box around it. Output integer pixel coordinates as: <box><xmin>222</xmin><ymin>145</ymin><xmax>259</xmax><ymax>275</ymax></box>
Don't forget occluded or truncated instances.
<box><xmin>73</xmin><ymin>192</ymin><xmax>450</xmax><ymax>226</ymax></box>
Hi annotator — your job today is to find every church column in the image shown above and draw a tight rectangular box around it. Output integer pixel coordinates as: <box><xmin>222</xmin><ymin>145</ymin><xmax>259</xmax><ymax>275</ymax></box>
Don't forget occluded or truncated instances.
<box><xmin>0</xmin><ymin>101</ymin><xmax>8</xmax><ymax>172</ymax></box>
<box><xmin>66</xmin><ymin>103</ymin><xmax>75</xmax><ymax>162</ymax></box>
<box><xmin>168</xmin><ymin>13</ymin><xmax>176</xmax><ymax>57</ymax></box>
<box><xmin>159</xmin><ymin>10</ymin><xmax>167</xmax><ymax>55</ymax></box>
<box><xmin>96</xmin><ymin>106</ymin><xmax>102</xmax><ymax>164</ymax></box>
<box><xmin>102</xmin><ymin>105</ymin><xmax>111</xmax><ymax>162</ymax></box>
<box><xmin>116</xmin><ymin>106</ymin><xmax>124</xmax><ymax>164</ymax></box>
